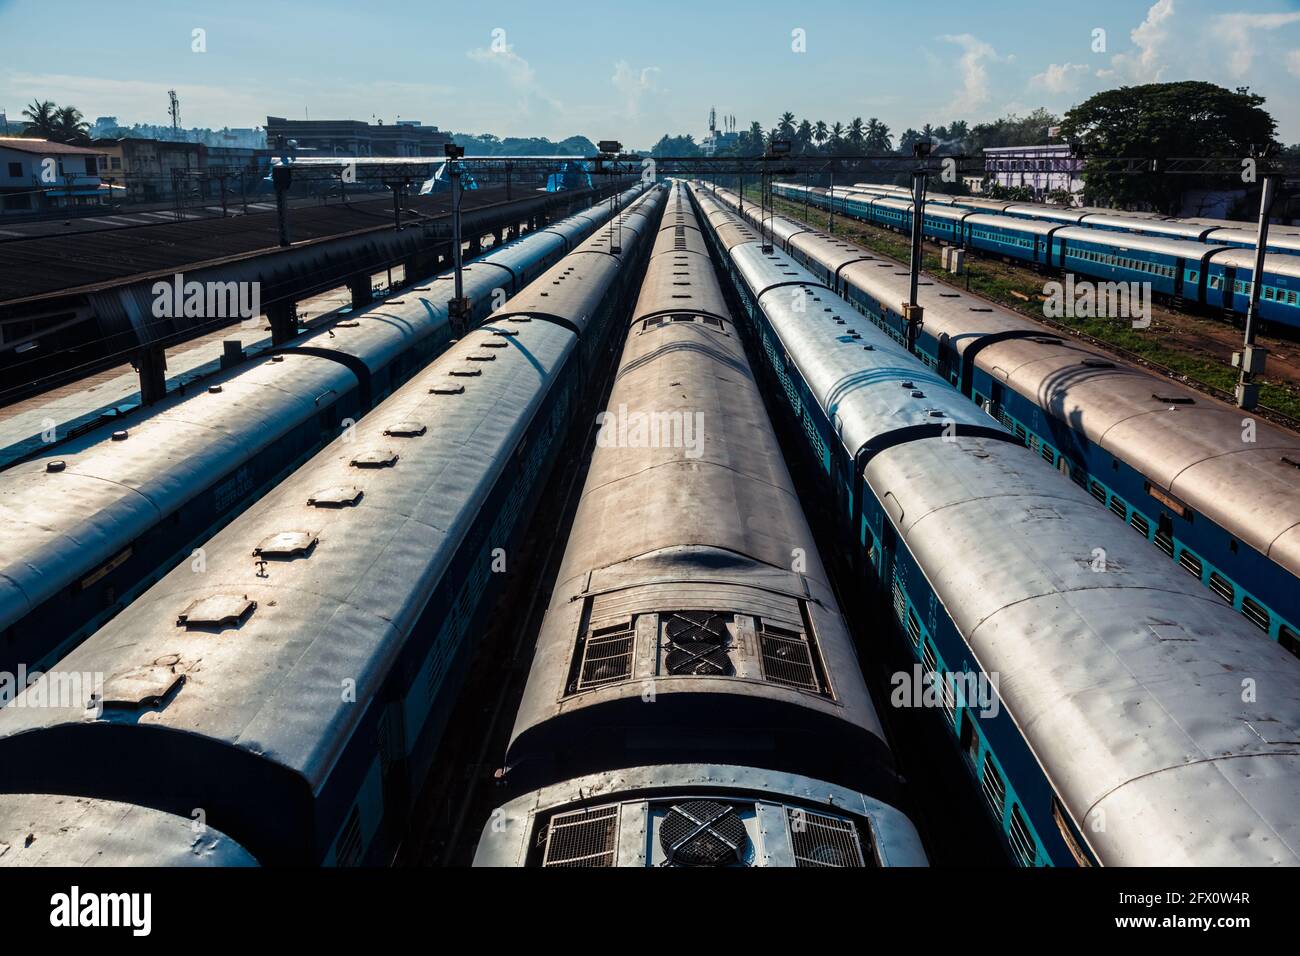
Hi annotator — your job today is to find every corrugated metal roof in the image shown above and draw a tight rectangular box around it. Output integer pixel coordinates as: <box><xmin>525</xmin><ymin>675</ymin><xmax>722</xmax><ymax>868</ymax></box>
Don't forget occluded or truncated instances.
<box><xmin>0</xmin><ymin>187</ymin><xmax>512</xmax><ymax>304</ymax></box>
<box><xmin>0</xmin><ymin>137</ymin><xmax>104</xmax><ymax>156</ymax></box>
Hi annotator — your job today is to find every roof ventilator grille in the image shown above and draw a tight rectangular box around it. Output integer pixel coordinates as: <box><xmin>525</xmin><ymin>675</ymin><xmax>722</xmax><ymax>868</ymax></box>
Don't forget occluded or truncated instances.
<box><xmin>541</xmin><ymin>805</ymin><xmax>619</xmax><ymax>868</ymax></box>
<box><xmin>663</xmin><ymin>611</ymin><xmax>733</xmax><ymax>676</ymax></box>
<box><xmin>787</xmin><ymin>807</ymin><xmax>867</xmax><ymax>868</ymax></box>
<box><xmin>660</xmin><ymin>800</ymin><xmax>748</xmax><ymax>867</ymax></box>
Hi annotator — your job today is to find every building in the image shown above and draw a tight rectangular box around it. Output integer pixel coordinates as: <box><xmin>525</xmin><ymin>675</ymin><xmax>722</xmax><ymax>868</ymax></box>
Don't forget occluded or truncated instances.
<box><xmin>91</xmin><ymin>137</ymin><xmax>204</xmax><ymax>203</ymax></box>
<box><xmin>265</xmin><ymin>116</ymin><xmax>452</xmax><ymax>158</ymax></box>
<box><xmin>981</xmin><ymin>144</ymin><xmax>1083</xmax><ymax>204</ymax></box>
<box><xmin>0</xmin><ymin>138</ymin><xmax>108</xmax><ymax>213</ymax></box>
<box><xmin>700</xmin><ymin>130</ymin><xmax>739</xmax><ymax>157</ymax></box>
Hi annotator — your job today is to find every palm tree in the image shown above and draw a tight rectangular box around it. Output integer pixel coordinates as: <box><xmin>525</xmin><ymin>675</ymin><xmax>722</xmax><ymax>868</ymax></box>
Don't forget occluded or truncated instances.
<box><xmin>21</xmin><ymin>100</ymin><xmax>58</xmax><ymax>139</ymax></box>
<box><xmin>777</xmin><ymin>111</ymin><xmax>797</xmax><ymax>138</ymax></box>
<box><xmin>828</xmin><ymin>121</ymin><xmax>845</xmax><ymax>153</ymax></box>
<box><xmin>813</xmin><ymin>120</ymin><xmax>829</xmax><ymax>148</ymax></box>
<box><xmin>796</xmin><ymin>119</ymin><xmax>813</xmax><ymax>153</ymax></box>
<box><xmin>847</xmin><ymin>117</ymin><xmax>866</xmax><ymax>149</ymax></box>
<box><xmin>947</xmin><ymin>119</ymin><xmax>970</xmax><ymax>148</ymax></box>
<box><xmin>865</xmin><ymin>118</ymin><xmax>893</xmax><ymax>152</ymax></box>
<box><xmin>54</xmin><ymin>105</ymin><xmax>90</xmax><ymax>145</ymax></box>
<box><xmin>747</xmin><ymin>120</ymin><xmax>764</xmax><ymax>155</ymax></box>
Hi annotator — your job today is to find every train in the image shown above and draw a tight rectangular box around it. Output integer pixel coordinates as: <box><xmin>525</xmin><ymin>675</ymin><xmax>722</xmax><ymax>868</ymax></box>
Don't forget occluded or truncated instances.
<box><xmin>691</xmin><ymin>181</ymin><xmax>1300</xmax><ymax>865</ymax></box>
<box><xmin>0</xmin><ymin>182</ymin><xmax>668</xmax><ymax>866</ymax></box>
<box><xmin>0</xmin><ymin>183</ymin><xmax>645</xmax><ymax>680</ymax></box>
<box><xmin>710</xmin><ymin>185</ymin><xmax>1300</xmax><ymax>658</ymax></box>
<box><xmin>840</xmin><ymin>181</ymin><xmax>1300</xmax><ymax>256</ymax></box>
<box><xmin>473</xmin><ymin>181</ymin><xmax>927</xmax><ymax>867</ymax></box>
<box><xmin>774</xmin><ymin>182</ymin><xmax>1300</xmax><ymax>330</ymax></box>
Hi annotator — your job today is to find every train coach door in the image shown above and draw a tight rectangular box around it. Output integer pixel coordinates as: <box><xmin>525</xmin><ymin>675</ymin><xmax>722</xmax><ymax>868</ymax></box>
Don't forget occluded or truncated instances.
<box><xmin>989</xmin><ymin>380</ymin><xmax>1005</xmax><ymax>421</ymax></box>
<box><xmin>1222</xmin><ymin>265</ymin><xmax>1237</xmax><ymax>311</ymax></box>
<box><xmin>1173</xmin><ymin>257</ymin><xmax>1185</xmax><ymax>301</ymax></box>
<box><xmin>937</xmin><ymin>332</ymin><xmax>954</xmax><ymax>386</ymax></box>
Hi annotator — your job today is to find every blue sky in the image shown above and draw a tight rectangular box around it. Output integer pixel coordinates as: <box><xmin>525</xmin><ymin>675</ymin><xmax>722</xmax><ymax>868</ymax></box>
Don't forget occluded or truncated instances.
<box><xmin>3</xmin><ymin>0</ymin><xmax>1300</xmax><ymax>148</ymax></box>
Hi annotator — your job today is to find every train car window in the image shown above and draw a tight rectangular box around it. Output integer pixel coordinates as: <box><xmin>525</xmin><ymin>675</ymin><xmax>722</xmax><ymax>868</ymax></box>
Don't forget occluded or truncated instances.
<box><xmin>1088</xmin><ymin>480</ymin><xmax>1107</xmax><ymax>504</ymax></box>
<box><xmin>921</xmin><ymin>640</ymin><xmax>937</xmax><ymax>677</ymax></box>
<box><xmin>981</xmin><ymin>754</ymin><xmax>1006</xmax><ymax>819</ymax></box>
<box><xmin>1007</xmin><ymin>804</ymin><xmax>1037</xmax><ymax>866</ymax></box>
<box><xmin>905</xmin><ymin>608</ymin><xmax>922</xmax><ymax>648</ymax></box>
<box><xmin>1280</xmin><ymin>625</ymin><xmax>1300</xmax><ymax>657</ymax></box>
<box><xmin>1207</xmin><ymin>572</ymin><xmax>1235</xmax><ymax>605</ymax></box>
<box><xmin>1130</xmin><ymin>511</ymin><xmax>1151</xmax><ymax>538</ymax></box>
<box><xmin>1108</xmin><ymin>495</ymin><xmax>1128</xmax><ymax>521</ymax></box>
<box><xmin>1177</xmin><ymin>548</ymin><xmax>1203</xmax><ymax>580</ymax></box>
<box><xmin>333</xmin><ymin>807</ymin><xmax>364</xmax><ymax>867</ymax></box>
<box><xmin>960</xmin><ymin>712</ymin><xmax>981</xmax><ymax>765</ymax></box>
<box><xmin>1240</xmin><ymin>596</ymin><xmax>1270</xmax><ymax>633</ymax></box>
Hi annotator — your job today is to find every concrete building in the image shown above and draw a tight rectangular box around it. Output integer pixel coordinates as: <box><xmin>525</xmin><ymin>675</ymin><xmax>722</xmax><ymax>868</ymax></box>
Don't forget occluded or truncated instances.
<box><xmin>981</xmin><ymin>144</ymin><xmax>1083</xmax><ymax>204</ymax></box>
<box><xmin>265</xmin><ymin>116</ymin><xmax>452</xmax><ymax>158</ymax></box>
<box><xmin>91</xmin><ymin>137</ymin><xmax>204</xmax><ymax>202</ymax></box>
<box><xmin>0</xmin><ymin>138</ymin><xmax>108</xmax><ymax>213</ymax></box>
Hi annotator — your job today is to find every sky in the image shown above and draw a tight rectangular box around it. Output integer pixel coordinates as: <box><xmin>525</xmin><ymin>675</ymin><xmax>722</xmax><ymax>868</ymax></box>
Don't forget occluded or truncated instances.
<box><xmin>2</xmin><ymin>0</ymin><xmax>1300</xmax><ymax>149</ymax></box>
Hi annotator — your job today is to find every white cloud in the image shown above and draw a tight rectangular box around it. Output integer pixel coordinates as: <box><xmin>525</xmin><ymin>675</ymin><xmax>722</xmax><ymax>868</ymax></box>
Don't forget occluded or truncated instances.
<box><xmin>1288</xmin><ymin>48</ymin><xmax>1300</xmax><ymax>77</ymax></box>
<box><xmin>611</xmin><ymin>61</ymin><xmax>661</xmax><ymax>117</ymax></box>
<box><xmin>467</xmin><ymin>43</ymin><xmax>536</xmax><ymax>90</ymax></box>
<box><xmin>466</xmin><ymin>41</ymin><xmax>563</xmax><ymax>122</ymax></box>
<box><xmin>1214</xmin><ymin>11</ymin><xmax>1300</xmax><ymax>77</ymax></box>
<box><xmin>1031</xmin><ymin>62</ymin><xmax>1089</xmax><ymax>94</ymax></box>
<box><xmin>937</xmin><ymin>34</ymin><xmax>1004</xmax><ymax>114</ymax></box>
<box><xmin>1104</xmin><ymin>0</ymin><xmax>1177</xmax><ymax>83</ymax></box>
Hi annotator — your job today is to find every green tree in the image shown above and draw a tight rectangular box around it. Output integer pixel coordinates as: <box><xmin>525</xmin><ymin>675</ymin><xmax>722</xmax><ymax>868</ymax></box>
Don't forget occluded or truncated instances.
<box><xmin>865</xmin><ymin>117</ymin><xmax>892</xmax><ymax>152</ymax></box>
<box><xmin>795</xmin><ymin>118</ymin><xmax>813</xmax><ymax>153</ymax></box>
<box><xmin>650</xmin><ymin>134</ymin><xmax>701</xmax><ymax>157</ymax></box>
<box><xmin>53</xmin><ymin>105</ymin><xmax>90</xmax><ymax>145</ymax></box>
<box><xmin>847</xmin><ymin>117</ymin><xmax>865</xmax><ymax>148</ymax></box>
<box><xmin>21</xmin><ymin>100</ymin><xmax>58</xmax><ymax>139</ymax></box>
<box><xmin>828</xmin><ymin>121</ymin><xmax>845</xmax><ymax>153</ymax></box>
<box><xmin>1059</xmin><ymin>81</ymin><xmax>1277</xmax><ymax>213</ymax></box>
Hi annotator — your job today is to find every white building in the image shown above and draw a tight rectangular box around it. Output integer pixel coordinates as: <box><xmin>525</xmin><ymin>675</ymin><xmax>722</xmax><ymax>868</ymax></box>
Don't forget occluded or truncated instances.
<box><xmin>982</xmin><ymin>144</ymin><xmax>1083</xmax><ymax>204</ymax></box>
<box><xmin>0</xmin><ymin>138</ymin><xmax>109</xmax><ymax>213</ymax></box>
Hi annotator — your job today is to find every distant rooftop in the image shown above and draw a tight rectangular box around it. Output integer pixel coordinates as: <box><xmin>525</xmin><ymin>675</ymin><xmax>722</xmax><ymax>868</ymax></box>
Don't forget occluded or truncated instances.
<box><xmin>0</xmin><ymin>137</ymin><xmax>105</xmax><ymax>156</ymax></box>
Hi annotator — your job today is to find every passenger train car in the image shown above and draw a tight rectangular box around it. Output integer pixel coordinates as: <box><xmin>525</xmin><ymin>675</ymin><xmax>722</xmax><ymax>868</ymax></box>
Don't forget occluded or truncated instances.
<box><xmin>692</xmin><ymin>182</ymin><xmax>1300</xmax><ymax>866</ymax></box>
<box><xmin>711</xmin><ymin>184</ymin><xmax>1300</xmax><ymax>658</ymax></box>
<box><xmin>473</xmin><ymin>182</ymin><xmax>927</xmax><ymax>868</ymax></box>
<box><xmin>776</xmin><ymin>182</ymin><xmax>1300</xmax><ymax>329</ymax></box>
<box><xmin>0</xmin><ymin>184</ymin><xmax>645</xmax><ymax>679</ymax></box>
<box><xmin>844</xmin><ymin>182</ymin><xmax>1300</xmax><ymax>255</ymax></box>
<box><xmin>0</xmin><ymin>184</ymin><xmax>668</xmax><ymax>866</ymax></box>
<box><xmin>0</xmin><ymin>794</ymin><xmax>256</xmax><ymax>866</ymax></box>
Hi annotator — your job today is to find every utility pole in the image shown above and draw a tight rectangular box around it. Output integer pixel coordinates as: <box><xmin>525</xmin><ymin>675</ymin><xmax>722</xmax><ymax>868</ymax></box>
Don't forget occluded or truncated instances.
<box><xmin>828</xmin><ymin>167</ymin><xmax>835</xmax><ymax>234</ymax></box>
<box><xmin>445</xmin><ymin>143</ymin><xmax>470</xmax><ymax>336</ymax></box>
<box><xmin>1235</xmin><ymin>172</ymin><xmax>1277</xmax><ymax>410</ymax></box>
<box><xmin>272</xmin><ymin>164</ymin><xmax>292</xmax><ymax>247</ymax></box>
<box><xmin>903</xmin><ymin>142</ymin><xmax>933</xmax><ymax>356</ymax></box>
